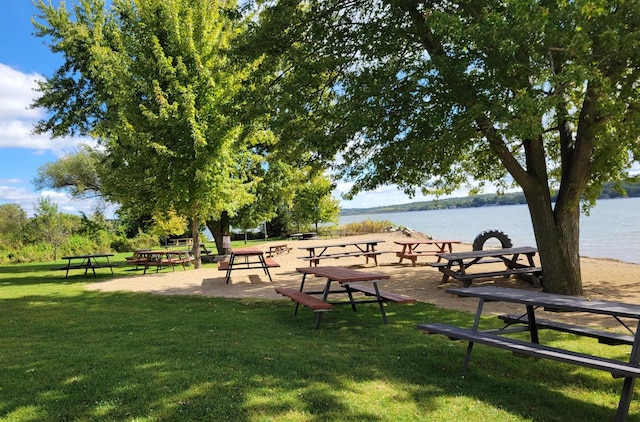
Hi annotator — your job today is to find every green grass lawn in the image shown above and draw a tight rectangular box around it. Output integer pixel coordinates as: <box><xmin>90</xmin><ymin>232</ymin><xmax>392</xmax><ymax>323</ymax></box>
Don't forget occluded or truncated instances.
<box><xmin>0</xmin><ymin>255</ymin><xmax>638</xmax><ymax>421</ymax></box>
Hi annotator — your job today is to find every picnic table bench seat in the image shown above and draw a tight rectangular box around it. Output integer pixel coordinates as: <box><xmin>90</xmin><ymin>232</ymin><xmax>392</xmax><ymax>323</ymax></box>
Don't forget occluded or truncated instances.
<box><xmin>56</xmin><ymin>262</ymin><xmax>119</xmax><ymax>271</ymax></box>
<box><xmin>218</xmin><ymin>257</ymin><xmax>280</xmax><ymax>271</ymax></box>
<box><xmin>274</xmin><ymin>287</ymin><xmax>333</xmax><ymax>311</ymax></box>
<box><xmin>275</xmin><ymin>287</ymin><xmax>333</xmax><ymax>329</ymax></box>
<box><xmin>417</xmin><ymin>322</ymin><xmax>640</xmax><ymax>379</ymax></box>
<box><xmin>346</xmin><ymin>283</ymin><xmax>416</xmax><ymax>304</ymax></box>
<box><xmin>301</xmin><ymin>251</ymin><xmax>384</xmax><ymax>265</ymax></box>
<box><xmin>443</xmin><ymin>266</ymin><xmax>542</xmax><ymax>287</ymax></box>
<box><xmin>498</xmin><ymin>314</ymin><xmax>635</xmax><ymax>346</ymax></box>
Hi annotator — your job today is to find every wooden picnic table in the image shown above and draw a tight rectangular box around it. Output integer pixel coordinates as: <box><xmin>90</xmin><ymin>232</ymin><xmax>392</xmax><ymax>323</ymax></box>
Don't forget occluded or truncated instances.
<box><xmin>418</xmin><ymin>286</ymin><xmax>640</xmax><ymax>421</ymax></box>
<box><xmin>298</xmin><ymin>240</ymin><xmax>385</xmax><ymax>267</ymax></box>
<box><xmin>218</xmin><ymin>247</ymin><xmax>280</xmax><ymax>284</ymax></box>
<box><xmin>267</xmin><ymin>244</ymin><xmax>292</xmax><ymax>257</ymax></box>
<box><xmin>274</xmin><ymin>266</ymin><xmax>414</xmax><ymax>329</ymax></box>
<box><xmin>434</xmin><ymin>246</ymin><xmax>542</xmax><ymax>287</ymax></box>
<box><xmin>130</xmin><ymin>249</ymin><xmax>192</xmax><ymax>274</ymax></box>
<box><xmin>58</xmin><ymin>253</ymin><xmax>116</xmax><ymax>278</ymax></box>
<box><xmin>394</xmin><ymin>239</ymin><xmax>461</xmax><ymax>266</ymax></box>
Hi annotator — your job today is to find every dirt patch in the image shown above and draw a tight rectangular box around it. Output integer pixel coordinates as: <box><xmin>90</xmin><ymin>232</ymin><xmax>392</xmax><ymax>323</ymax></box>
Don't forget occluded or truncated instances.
<box><xmin>86</xmin><ymin>231</ymin><xmax>640</xmax><ymax>330</ymax></box>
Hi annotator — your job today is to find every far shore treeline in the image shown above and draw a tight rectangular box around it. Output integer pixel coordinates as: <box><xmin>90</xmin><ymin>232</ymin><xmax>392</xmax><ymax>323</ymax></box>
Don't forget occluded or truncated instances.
<box><xmin>341</xmin><ymin>181</ymin><xmax>640</xmax><ymax>216</ymax></box>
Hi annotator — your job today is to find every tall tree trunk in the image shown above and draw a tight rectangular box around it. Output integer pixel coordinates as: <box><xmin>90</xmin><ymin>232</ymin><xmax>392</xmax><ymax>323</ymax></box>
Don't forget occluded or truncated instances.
<box><xmin>190</xmin><ymin>216</ymin><xmax>201</xmax><ymax>269</ymax></box>
<box><xmin>206</xmin><ymin>211</ymin><xmax>230</xmax><ymax>255</ymax></box>
<box><xmin>525</xmin><ymin>193</ymin><xmax>583</xmax><ymax>296</ymax></box>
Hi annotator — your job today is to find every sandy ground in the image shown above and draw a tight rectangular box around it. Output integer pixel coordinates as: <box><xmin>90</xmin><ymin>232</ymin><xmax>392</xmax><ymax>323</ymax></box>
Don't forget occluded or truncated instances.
<box><xmin>85</xmin><ymin>231</ymin><xmax>640</xmax><ymax>329</ymax></box>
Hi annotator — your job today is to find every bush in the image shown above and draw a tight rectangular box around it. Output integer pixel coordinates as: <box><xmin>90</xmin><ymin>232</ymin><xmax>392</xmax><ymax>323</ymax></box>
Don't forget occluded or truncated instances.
<box><xmin>59</xmin><ymin>234</ymin><xmax>100</xmax><ymax>257</ymax></box>
<box><xmin>110</xmin><ymin>231</ymin><xmax>160</xmax><ymax>253</ymax></box>
<box><xmin>11</xmin><ymin>243</ymin><xmax>55</xmax><ymax>263</ymax></box>
<box><xmin>343</xmin><ymin>219</ymin><xmax>395</xmax><ymax>234</ymax></box>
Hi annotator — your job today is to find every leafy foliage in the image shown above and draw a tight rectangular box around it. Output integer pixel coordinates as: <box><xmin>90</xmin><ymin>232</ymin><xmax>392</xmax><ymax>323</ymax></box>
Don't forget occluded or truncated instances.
<box><xmin>247</xmin><ymin>0</ymin><xmax>640</xmax><ymax>294</ymax></box>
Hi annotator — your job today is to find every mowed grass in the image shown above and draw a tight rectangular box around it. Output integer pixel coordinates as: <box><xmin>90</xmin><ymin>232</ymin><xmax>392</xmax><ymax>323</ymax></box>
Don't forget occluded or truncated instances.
<box><xmin>0</xmin><ymin>255</ymin><xmax>639</xmax><ymax>421</ymax></box>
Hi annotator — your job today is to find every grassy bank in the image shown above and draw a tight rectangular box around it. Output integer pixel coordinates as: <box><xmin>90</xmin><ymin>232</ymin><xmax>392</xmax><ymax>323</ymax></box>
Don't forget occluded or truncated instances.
<box><xmin>0</xmin><ymin>259</ymin><xmax>637</xmax><ymax>421</ymax></box>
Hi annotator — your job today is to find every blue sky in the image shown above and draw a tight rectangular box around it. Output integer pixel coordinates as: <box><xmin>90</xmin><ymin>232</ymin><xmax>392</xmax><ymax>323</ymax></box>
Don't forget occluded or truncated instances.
<box><xmin>0</xmin><ymin>0</ymin><xmax>437</xmax><ymax>217</ymax></box>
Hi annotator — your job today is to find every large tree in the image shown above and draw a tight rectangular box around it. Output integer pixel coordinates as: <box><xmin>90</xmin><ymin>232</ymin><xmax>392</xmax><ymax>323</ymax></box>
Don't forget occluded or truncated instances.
<box><xmin>248</xmin><ymin>0</ymin><xmax>640</xmax><ymax>295</ymax></box>
<box><xmin>32</xmin><ymin>0</ymin><xmax>266</xmax><ymax>267</ymax></box>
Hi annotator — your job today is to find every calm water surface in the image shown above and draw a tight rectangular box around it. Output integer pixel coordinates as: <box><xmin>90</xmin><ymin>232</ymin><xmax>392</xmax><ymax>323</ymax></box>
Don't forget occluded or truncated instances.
<box><xmin>339</xmin><ymin>197</ymin><xmax>640</xmax><ymax>264</ymax></box>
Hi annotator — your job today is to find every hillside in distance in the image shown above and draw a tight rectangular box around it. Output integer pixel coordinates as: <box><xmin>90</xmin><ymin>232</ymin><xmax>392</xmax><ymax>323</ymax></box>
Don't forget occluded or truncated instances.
<box><xmin>340</xmin><ymin>181</ymin><xmax>640</xmax><ymax>216</ymax></box>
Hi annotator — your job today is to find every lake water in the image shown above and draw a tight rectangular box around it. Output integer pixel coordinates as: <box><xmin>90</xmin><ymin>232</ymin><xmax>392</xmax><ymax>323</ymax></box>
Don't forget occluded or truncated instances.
<box><xmin>339</xmin><ymin>197</ymin><xmax>640</xmax><ymax>265</ymax></box>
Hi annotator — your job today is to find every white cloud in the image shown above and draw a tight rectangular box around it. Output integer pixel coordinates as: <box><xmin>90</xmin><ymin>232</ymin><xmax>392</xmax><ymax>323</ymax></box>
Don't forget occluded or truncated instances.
<box><xmin>0</xmin><ymin>63</ymin><xmax>90</xmax><ymax>155</ymax></box>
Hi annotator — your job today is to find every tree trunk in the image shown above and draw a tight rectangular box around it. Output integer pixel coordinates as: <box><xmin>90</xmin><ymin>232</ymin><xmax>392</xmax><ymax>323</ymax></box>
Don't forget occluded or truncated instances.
<box><xmin>190</xmin><ymin>216</ymin><xmax>201</xmax><ymax>269</ymax></box>
<box><xmin>206</xmin><ymin>211</ymin><xmax>230</xmax><ymax>255</ymax></box>
<box><xmin>525</xmin><ymin>193</ymin><xmax>583</xmax><ymax>296</ymax></box>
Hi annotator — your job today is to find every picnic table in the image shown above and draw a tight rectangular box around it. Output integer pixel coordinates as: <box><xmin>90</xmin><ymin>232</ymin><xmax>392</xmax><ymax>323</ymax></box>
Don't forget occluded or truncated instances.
<box><xmin>267</xmin><ymin>244</ymin><xmax>292</xmax><ymax>257</ymax></box>
<box><xmin>274</xmin><ymin>266</ymin><xmax>415</xmax><ymax>329</ymax></box>
<box><xmin>128</xmin><ymin>250</ymin><xmax>193</xmax><ymax>274</ymax></box>
<box><xmin>394</xmin><ymin>239</ymin><xmax>461</xmax><ymax>266</ymax></box>
<box><xmin>58</xmin><ymin>253</ymin><xmax>116</xmax><ymax>278</ymax></box>
<box><xmin>289</xmin><ymin>232</ymin><xmax>319</xmax><ymax>240</ymax></box>
<box><xmin>298</xmin><ymin>240</ymin><xmax>385</xmax><ymax>267</ymax></box>
<box><xmin>168</xmin><ymin>237</ymin><xmax>193</xmax><ymax>247</ymax></box>
<box><xmin>218</xmin><ymin>246</ymin><xmax>280</xmax><ymax>284</ymax></box>
<box><xmin>434</xmin><ymin>246</ymin><xmax>542</xmax><ymax>287</ymax></box>
<box><xmin>418</xmin><ymin>286</ymin><xmax>640</xmax><ymax>421</ymax></box>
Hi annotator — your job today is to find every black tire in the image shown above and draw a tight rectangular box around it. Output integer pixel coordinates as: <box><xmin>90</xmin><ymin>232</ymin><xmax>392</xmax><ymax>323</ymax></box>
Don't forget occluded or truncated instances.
<box><xmin>472</xmin><ymin>230</ymin><xmax>513</xmax><ymax>250</ymax></box>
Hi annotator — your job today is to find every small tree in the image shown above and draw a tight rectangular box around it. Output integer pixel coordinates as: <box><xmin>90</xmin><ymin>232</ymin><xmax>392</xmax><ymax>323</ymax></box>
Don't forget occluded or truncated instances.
<box><xmin>292</xmin><ymin>175</ymin><xmax>340</xmax><ymax>233</ymax></box>
<box><xmin>149</xmin><ymin>210</ymin><xmax>189</xmax><ymax>247</ymax></box>
<box><xmin>0</xmin><ymin>204</ymin><xmax>28</xmax><ymax>250</ymax></box>
<box><xmin>29</xmin><ymin>198</ymin><xmax>69</xmax><ymax>261</ymax></box>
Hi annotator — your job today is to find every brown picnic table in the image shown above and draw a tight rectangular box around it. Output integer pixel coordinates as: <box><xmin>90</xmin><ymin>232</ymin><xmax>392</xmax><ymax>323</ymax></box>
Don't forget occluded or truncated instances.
<box><xmin>434</xmin><ymin>246</ymin><xmax>542</xmax><ymax>287</ymax></box>
<box><xmin>394</xmin><ymin>239</ymin><xmax>461</xmax><ymax>266</ymax></box>
<box><xmin>128</xmin><ymin>249</ymin><xmax>193</xmax><ymax>274</ymax></box>
<box><xmin>267</xmin><ymin>244</ymin><xmax>292</xmax><ymax>257</ymax></box>
<box><xmin>218</xmin><ymin>246</ymin><xmax>280</xmax><ymax>284</ymax></box>
<box><xmin>298</xmin><ymin>240</ymin><xmax>385</xmax><ymax>267</ymax></box>
<box><xmin>418</xmin><ymin>286</ymin><xmax>640</xmax><ymax>421</ymax></box>
<box><xmin>275</xmin><ymin>266</ymin><xmax>415</xmax><ymax>329</ymax></box>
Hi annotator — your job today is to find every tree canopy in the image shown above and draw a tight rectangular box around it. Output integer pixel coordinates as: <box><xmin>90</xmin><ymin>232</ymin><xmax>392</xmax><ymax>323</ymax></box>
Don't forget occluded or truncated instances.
<box><xmin>248</xmin><ymin>0</ymin><xmax>640</xmax><ymax>294</ymax></box>
<box><xmin>31</xmin><ymin>0</ymin><xmax>276</xmax><ymax>265</ymax></box>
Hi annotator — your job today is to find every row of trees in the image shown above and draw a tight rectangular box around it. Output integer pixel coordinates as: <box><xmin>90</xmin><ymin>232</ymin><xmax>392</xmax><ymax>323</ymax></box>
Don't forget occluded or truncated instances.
<box><xmin>0</xmin><ymin>200</ymin><xmax>121</xmax><ymax>264</ymax></box>
<box><xmin>343</xmin><ymin>181</ymin><xmax>640</xmax><ymax>215</ymax></box>
<box><xmin>30</xmin><ymin>0</ymin><xmax>640</xmax><ymax>294</ymax></box>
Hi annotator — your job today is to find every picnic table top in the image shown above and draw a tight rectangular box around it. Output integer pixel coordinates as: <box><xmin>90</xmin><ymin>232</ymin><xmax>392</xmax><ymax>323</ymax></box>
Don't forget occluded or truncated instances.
<box><xmin>393</xmin><ymin>239</ymin><xmax>461</xmax><ymax>245</ymax></box>
<box><xmin>298</xmin><ymin>240</ymin><xmax>385</xmax><ymax>250</ymax></box>
<box><xmin>62</xmin><ymin>253</ymin><xmax>114</xmax><ymax>260</ymax></box>
<box><xmin>447</xmin><ymin>286</ymin><xmax>640</xmax><ymax>319</ymax></box>
<box><xmin>231</xmin><ymin>247</ymin><xmax>264</xmax><ymax>256</ymax></box>
<box><xmin>437</xmin><ymin>246</ymin><xmax>538</xmax><ymax>260</ymax></box>
<box><xmin>296</xmin><ymin>266</ymin><xmax>390</xmax><ymax>282</ymax></box>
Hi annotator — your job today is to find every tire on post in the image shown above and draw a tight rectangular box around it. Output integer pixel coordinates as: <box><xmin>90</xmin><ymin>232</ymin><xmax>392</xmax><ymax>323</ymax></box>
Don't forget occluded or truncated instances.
<box><xmin>472</xmin><ymin>230</ymin><xmax>513</xmax><ymax>251</ymax></box>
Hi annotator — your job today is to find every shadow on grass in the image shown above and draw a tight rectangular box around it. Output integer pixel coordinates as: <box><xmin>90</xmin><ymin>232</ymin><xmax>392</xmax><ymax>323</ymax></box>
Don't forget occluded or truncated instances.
<box><xmin>0</xmin><ymin>288</ymin><xmax>637</xmax><ymax>421</ymax></box>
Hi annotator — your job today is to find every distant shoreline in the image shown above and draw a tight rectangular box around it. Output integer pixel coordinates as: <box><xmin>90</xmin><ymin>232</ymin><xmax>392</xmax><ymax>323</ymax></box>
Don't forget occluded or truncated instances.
<box><xmin>341</xmin><ymin>193</ymin><xmax>636</xmax><ymax>216</ymax></box>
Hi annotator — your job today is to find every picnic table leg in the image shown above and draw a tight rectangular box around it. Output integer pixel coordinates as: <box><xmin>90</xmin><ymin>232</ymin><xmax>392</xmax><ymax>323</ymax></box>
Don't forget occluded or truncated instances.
<box><xmin>259</xmin><ymin>255</ymin><xmax>273</xmax><ymax>281</ymax></box>
<box><xmin>294</xmin><ymin>274</ymin><xmax>309</xmax><ymax>316</ymax></box>
<box><xmin>615</xmin><ymin>319</ymin><xmax>640</xmax><ymax>421</ymax></box>
<box><xmin>64</xmin><ymin>259</ymin><xmax>71</xmax><ymax>278</ymax></box>
<box><xmin>106</xmin><ymin>256</ymin><xmax>114</xmax><ymax>275</ymax></box>
<box><xmin>345</xmin><ymin>284</ymin><xmax>358</xmax><ymax>312</ymax></box>
<box><xmin>526</xmin><ymin>304</ymin><xmax>539</xmax><ymax>344</ymax></box>
<box><xmin>463</xmin><ymin>298</ymin><xmax>486</xmax><ymax>374</ymax></box>
<box><xmin>373</xmin><ymin>282</ymin><xmax>388</xmax><ymax>324</ymax></box>
<box><xmin>225</xmin><ymin>254</ymin><xmax>234</xmax><ymax>284</ymax></box>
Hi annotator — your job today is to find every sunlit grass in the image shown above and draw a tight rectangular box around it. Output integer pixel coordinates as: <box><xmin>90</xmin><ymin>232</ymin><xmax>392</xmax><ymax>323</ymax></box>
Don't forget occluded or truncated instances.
<box><xmin>0</xmin><ymin>258</ymin><xmax>638</xmax><ymax>421</ymax></box>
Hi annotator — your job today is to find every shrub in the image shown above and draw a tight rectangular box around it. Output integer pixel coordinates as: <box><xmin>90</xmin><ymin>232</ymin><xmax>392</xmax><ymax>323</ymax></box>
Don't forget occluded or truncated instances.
<box><xmin>11</xmin><ymin>243</ymin><xmax>55</xmax><ymax>263</ymax></box>
<box><xmin>343</xmin><ymin>219</ymin><xmax>395</xmax><ymax>234</ymax></box>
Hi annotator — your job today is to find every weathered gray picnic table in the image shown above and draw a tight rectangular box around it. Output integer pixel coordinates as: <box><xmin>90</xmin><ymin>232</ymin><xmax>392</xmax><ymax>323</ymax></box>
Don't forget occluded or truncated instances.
<box><xmin>418</xmin><ymin>286</ymin><xmax>640</xmax><ymax>421</ymax></box>
<box><xmin>433</xmin><ymin>246</ymin><xmax>542</xmax><ymax>287</ymax></box>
